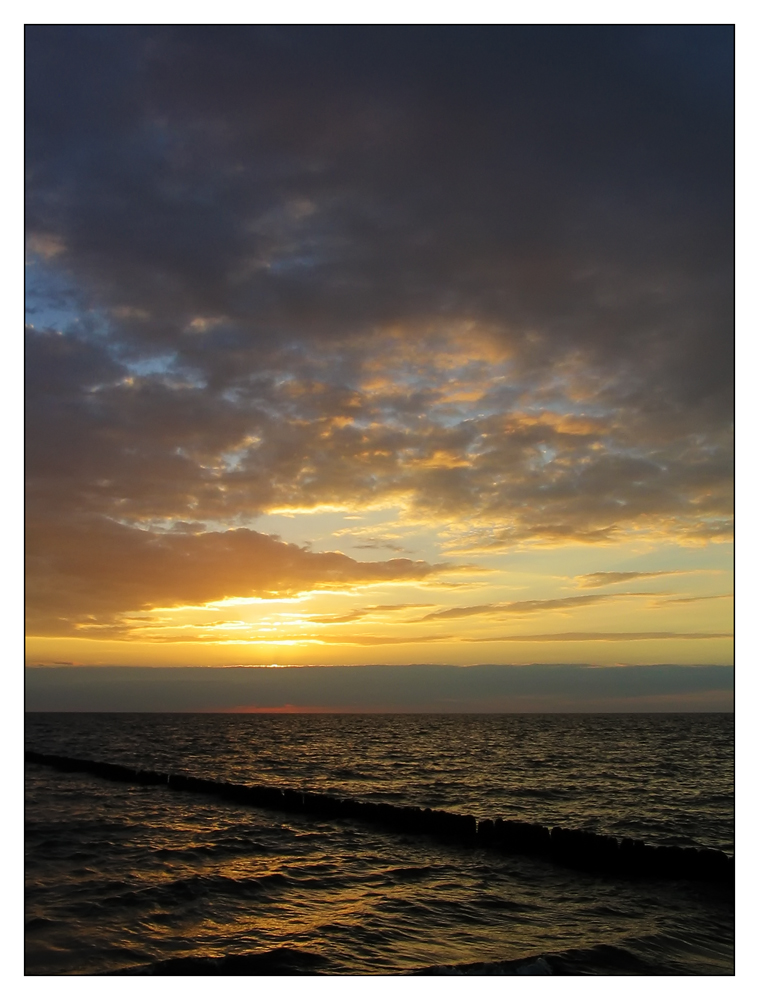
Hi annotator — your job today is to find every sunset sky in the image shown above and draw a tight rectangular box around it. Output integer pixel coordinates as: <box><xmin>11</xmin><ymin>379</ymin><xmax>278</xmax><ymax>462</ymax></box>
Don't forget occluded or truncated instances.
<box><xmin>25</xmin><ymin>26</ymin><xmax>733</xmax><ymax>698</ymax></box>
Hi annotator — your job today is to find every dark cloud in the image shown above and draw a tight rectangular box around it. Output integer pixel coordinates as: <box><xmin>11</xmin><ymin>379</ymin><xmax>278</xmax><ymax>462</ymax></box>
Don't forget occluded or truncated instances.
<box><xmin>24</xmin><ymin>663</ymin><xmax>734</xmax><ymax>713</ymax></box>
<box><xmin>25</xmin><ymin>27</ymin><xmax>734</xmax><ymax>633</ymax></box>
<box><xmin>26</xmin><ymin>27</ymin><xmax>733</xmax><ymax>384</ymax></box>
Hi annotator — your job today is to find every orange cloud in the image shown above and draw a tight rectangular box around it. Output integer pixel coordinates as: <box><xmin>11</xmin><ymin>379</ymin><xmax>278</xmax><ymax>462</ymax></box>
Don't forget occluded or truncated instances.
<box><xmin>26</xmin><ymin>515</ymin><xmax>446</xmax><ymax>637</ymax></box>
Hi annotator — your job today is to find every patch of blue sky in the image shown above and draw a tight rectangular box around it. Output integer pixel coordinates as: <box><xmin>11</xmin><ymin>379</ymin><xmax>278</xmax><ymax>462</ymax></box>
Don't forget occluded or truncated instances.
<box><xmin>121</xmin><ymin>353</ymin><xmax>178</xmax><ymax>377</ymax></box>
<box><xmin>534</xmin><ymin>444</ymin><xmax>558</xmax><ymax>467</ymax></box>
<box><xmin>26</xmin><ymin>260</ymin><xmax>118</xmax><ymax>346</ymax></box>
<box><xmin>219</xmin><ymin>450</ymin><xmax>247</xmax><ymax>473</ymax></box>
<box><xmin>25</xmin><ymin>260</ymin><xmax>83</xmax><ymax>333</ymax></box>
<box><xmin>117</xmin><ymin>352</ymin><xmax>208</xmax><ymax>390</ymax></box>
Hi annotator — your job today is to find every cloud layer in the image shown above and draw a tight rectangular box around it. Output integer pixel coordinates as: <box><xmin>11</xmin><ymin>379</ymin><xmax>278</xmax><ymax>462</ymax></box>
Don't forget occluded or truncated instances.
<box><xmin>25</xmin><ymin>27</ymin><xmax>734</xmax><ymax>644</ymax></box>
<box><xmin>24</xmin><ymin>664</ymin><xmax>734</xmax><ymax>713</ymax></box>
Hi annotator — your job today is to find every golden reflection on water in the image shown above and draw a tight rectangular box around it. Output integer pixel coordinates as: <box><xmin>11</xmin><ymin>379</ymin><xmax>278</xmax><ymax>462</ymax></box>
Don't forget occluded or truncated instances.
<box><xmin>25</xmin><ymin>714</ymin><xmax>734</xmax><ymax>975</ymax></box>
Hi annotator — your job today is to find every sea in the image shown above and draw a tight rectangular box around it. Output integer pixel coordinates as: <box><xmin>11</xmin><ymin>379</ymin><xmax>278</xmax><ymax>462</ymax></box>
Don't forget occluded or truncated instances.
<box><xmin>24</xmin><ymin>712</ymin><xmax>734</xmax><ymax>976</ymax></box>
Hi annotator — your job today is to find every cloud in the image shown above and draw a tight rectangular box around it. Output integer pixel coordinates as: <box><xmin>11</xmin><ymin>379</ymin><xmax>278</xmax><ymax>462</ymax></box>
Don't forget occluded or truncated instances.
<box><xmin>25</xmin><ymin>515</ymin><xmax>446</xmax><ymax>636</ymax></box>
<box><xmin>353</xmin><ymin>538</ymin><xmax>410</xmax><ymax>552</ymax></box>
<box><xmin>26</xmin><ymin>28</ymin><xmax>733</xmax><ymax>387</ymax></box>
<box><xmin>652</xmin><ymin>593</ymin><xmax>733</xmax><ymax>606</ymax></box>
<box><xmin>577</xmin><ymin>570</ymin><xmax>689</xmax><ymax>588</ymax></box>
<box><xmin>467</xmin><ymin>631</ymin><xmax>732</xmax><ymax>642</ymax></box>
<box><xmin>418</xmin><ymin>593</ymin><xmax>645</xmax><ymax>622</ymax></box>
<box><xmin>25</xmin><ymin>27</ymin><xmax>734</xmax><ymax>642</ymax></box>
<box><xmin>25</xmin><ymin>325</ymin><xmax>733</xmax><ymax>555</ymax></box>
<box><xmin>305</xmin><ymin>603</ymin><xmax>433</xmax><ymax>624</ymax></box>
<box><xmin>24</xmin><ymin>664</ymin><xmax>735</xmax><ymax>713</ymax></box>
<box><xmin>304</xmin><ymin>633</ymin><xmax>454</xmax><ymax>646</ymax></box>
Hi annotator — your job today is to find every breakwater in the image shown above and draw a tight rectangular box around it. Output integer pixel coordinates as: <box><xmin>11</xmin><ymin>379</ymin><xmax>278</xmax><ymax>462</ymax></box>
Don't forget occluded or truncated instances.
<box><xmin>25</xmin><ymin>749</ymin><xmax>733</xmax><ymax>885</ymax></box>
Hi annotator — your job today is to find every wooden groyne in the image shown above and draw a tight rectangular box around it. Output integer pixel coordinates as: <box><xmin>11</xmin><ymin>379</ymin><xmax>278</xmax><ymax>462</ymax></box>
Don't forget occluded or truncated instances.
<box><xmin>26</xmin><ymin>749</ymin><xmax>733</xmax><ymax>885</ymax></box>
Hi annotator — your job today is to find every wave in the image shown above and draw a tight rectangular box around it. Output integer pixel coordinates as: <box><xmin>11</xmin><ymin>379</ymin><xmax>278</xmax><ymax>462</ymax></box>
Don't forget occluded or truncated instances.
<box><xmin>110</xmin><ymin>946</ymin><xmax>329</xmax><ymax>976</ymax></box>
<box><xmin>415</xmin><ymin>943</ymin><xmax>694</xmax><ymax>976</ymax></box>
<box><xmin>111</xmin><ymin>942</ymin><xmax>708</xmax><ymax>976</ymax></box>
<box><xmin>26</xmin><ymin>749</ymin><xmax>733</xmax><ymax>885</ymax></box>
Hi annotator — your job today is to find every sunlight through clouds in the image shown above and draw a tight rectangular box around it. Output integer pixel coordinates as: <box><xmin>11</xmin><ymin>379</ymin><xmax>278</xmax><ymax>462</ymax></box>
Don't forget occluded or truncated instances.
<box><xmin>25</xmin><ymin>26</ymin><xmax>733</xmax><ymax>674</ymax></box>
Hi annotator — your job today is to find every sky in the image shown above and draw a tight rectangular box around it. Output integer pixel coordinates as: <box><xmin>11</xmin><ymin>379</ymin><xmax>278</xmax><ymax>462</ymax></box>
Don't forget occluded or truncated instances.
<box><xmin>24</xmin><ymin>26</ymin><xmax>734</xmax><ymax>707</ymax></box>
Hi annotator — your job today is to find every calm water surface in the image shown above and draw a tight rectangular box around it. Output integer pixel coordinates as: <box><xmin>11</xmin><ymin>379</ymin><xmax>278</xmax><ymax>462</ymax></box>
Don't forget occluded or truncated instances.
<box><xmin>25</xmin><ymin>713</ymin><xmax>734</xmax><ymax>975</ymax></box>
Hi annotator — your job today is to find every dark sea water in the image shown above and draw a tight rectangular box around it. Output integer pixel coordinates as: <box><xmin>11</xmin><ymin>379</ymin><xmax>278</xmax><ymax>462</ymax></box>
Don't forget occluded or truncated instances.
<box><xmin>25</xmin><ymin>713</ymin><xmax>734</xmax><ymax>976</ymax></box>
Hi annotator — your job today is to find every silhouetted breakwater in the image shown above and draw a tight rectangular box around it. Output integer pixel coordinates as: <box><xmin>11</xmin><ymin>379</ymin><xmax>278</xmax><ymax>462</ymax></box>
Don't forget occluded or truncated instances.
<box><xmin>25</xmin><ymin>749</ymin><xmax>733</xmax><ymax>885</ymax></box>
